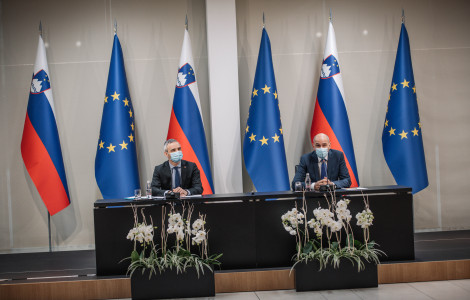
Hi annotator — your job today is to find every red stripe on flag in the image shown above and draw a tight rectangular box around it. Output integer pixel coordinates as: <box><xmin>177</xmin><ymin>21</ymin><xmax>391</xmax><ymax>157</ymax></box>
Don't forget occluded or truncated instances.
<box><xmin>167</xmin><ymin>109</ymin><xmax>213</xmax><ymax>195</ymax></box>
<box><xmin>21</xmin><ymin>114</ymin><xmax>70</xmax><ymax>215</ymax></box>
<box><xmin>310</xmin><ymin>100</ymin><xmax>359</xmax><ymax>187</ymax></box>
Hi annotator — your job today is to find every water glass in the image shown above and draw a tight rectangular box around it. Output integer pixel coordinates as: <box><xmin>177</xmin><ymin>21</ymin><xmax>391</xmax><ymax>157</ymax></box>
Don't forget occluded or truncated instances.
<box><xmin>134</xmin><ymin>189</ymin><xmax>141</xmax><ymax>200</ymax></box>
<box><xmin>294</xmin><ymin>181</ymin><xmax>302</xmax><ymax>192</ymax></box>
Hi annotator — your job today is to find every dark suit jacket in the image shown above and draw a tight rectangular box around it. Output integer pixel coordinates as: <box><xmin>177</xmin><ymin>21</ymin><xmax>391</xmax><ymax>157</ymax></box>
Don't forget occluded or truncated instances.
<box><xmin>291</xmin><ymin>149</ymin><xmax>351</xmax><ymax>190</ymax></box>
<box><xmin>151</xmin><ymin>160</ymin><xmax>203</xmax><ymax>196</ymax></box>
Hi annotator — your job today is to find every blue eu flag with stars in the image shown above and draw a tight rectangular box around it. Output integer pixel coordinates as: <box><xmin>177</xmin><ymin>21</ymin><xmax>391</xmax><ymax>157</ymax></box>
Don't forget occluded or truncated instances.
<box><xmin>95</xmin><ymin>34</ymin><xmax>140</xmax><ymax>198</ymax></box>
<box><xmin>382</xmin><ymin>23</ymin><xmax>428</xmax><ymax>194</ymax></box>
<box><xmin>243</xmin><ymin>28</ymin><xmax>290</xmax><ymax>192</ymax></box>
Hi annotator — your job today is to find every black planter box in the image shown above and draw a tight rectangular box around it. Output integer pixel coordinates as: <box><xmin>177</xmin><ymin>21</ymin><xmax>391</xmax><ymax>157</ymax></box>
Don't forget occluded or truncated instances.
<box><xmin>295</xmin><ymin>259</ymin><xmax>378</xmax><ymax>291</ymax></box>
<box><xmin>130</xmin><ymin>267</ymin><xmax>215</xmax><ymax>299</ymax></box>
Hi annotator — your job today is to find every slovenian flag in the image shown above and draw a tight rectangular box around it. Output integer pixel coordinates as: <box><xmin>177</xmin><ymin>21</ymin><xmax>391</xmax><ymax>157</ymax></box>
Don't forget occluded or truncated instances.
<box><xmin>21</xmin><ymin>35</ymin><xmax>70</xmax><ymax>215</ymax></box>
<box><xmin>167</xmin><ymin>28</ymin><xmax>214</xmax><ymax>194</ymax></box>
<box><xmin>310</xmin><ymin>21</ymin><xmax>360</xmax><ymax>187</ymax></box>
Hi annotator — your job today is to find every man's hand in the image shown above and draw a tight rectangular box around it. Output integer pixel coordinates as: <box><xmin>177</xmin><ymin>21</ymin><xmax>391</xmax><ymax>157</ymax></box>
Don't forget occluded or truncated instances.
<box><xmin>314</xmin><ymin>178</ymin><xmax>332</xmax><ymax>191</ymax></box>
<box><xmin>173</xmin><ymin>187</ymin><xmax>188</xmax><ymax>197</ymax></box>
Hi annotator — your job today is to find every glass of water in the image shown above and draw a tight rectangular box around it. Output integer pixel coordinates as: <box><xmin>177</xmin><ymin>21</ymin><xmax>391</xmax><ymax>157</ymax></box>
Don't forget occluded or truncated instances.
<box><xmin>294</xmin><ymin>181</ymin><xmax>302</xmax><ymax>192</ymax></box>
<box><xmin>134</xmin><ymin>189</ymin><xmax>141</xmax><ymax>200</ymax></box>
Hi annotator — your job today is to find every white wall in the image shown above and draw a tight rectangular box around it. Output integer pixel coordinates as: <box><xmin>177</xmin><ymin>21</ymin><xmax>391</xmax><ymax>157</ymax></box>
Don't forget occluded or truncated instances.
<box><xmin>0</xmin><ymin>0</ymin><xmax>469</xmax><ymax>253</ymax></box>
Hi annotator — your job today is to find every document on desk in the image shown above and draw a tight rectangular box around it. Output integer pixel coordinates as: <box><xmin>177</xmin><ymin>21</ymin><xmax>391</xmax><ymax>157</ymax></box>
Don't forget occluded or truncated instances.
<box><xmin>343</xmin><ymin>187</ymin><xmax>368</xmax><ymax>190</ymax></box>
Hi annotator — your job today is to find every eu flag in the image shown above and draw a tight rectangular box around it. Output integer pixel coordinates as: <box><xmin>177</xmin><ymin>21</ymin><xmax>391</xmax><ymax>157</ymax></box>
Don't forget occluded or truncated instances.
<box><xmin>243</xmin><ymin>28</ymin><xmax>290</xmax><ymax>192</ymax></box>
<box><xmin>382</xmin><ymin>23</ymin><xmax>428</xmax><ymax>194</ymax></box>
<box><xmin>95</xmin><ymin>34</ymin><xmax>140</xmax><ymax>198</ymax></box>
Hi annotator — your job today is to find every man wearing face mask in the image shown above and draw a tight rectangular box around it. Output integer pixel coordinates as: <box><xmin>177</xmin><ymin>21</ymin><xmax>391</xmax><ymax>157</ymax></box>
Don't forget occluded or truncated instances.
<box><xmin>151</xmin><ymin>139</ymin><xmax>203</xmax><ymax>196</ymax></box>
<box><xmin>292</xmin><ymin>133</ymin><xmax>351</xmax><ymax>191</ymax></box>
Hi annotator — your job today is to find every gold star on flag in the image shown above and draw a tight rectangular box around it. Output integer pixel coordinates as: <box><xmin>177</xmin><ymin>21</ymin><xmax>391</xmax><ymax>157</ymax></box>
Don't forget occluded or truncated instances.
<box><xmin>128</xmin><ymin>109</ymin><xmax>133</xmax><ymax>118</ymax></box>
<box><xmin>418</xmin><ymin>122</ymin><xmax>422</xmax><ymax>128</ymax></box>
<box><xmin>111</xmin><ymin>91</ymin><xmax>120</xmax><ymax>101</ymax></box>
<box><xmin>246</xmin><ymin>125</ymin><xmax>249</xmax><ymax>133</ymax></box>
<box><xmin>389</xmin><ymin>127</ymin><xmax>396</xmax><ymax>136</ymax></box>
<box><xmin>119</xmin><ymin>140</ymin><xmax>128</xmax><ymax>150</ymax></box>
<box><xmin>104</xmin><ymin>96</ymin><xmax>108</xmax><ymax>103</ymax></box>
<box><xmin>391</xmin><ymin>83</ymin><xmax>397</xmax><ymax>91</ymax></box>
<box><xmin>388</xmin><ymin>94</ymin><xmax>391</xmax><ymax>101</ymax></box>
<box><xmin>399</xmin><ymin>130</ymin><xmax>408</xmax><ymax>139</ymax></box>
<box><xmin>273</xmin><ymin>91</ymin><xmax>278</xmax><ymax>99</ymax></box>
<box><xmin>123</xmin><ymin>98</ymin><xmax>129</xmax><ymax>106</ymax></box>
<box><xmin>279</xmin><ymin>127</ymin><xmax>283</xmax><ymax>135</ymax></box>
<box><xmin>272</xmin><ymin>133</ymin><xmax>280</xmax><ymax>142</ymax></box>
<box><xmin>260</xmin><ymin>136</ymin><xmax>268</xmax><ymax>145</ymax></box>
<box><xmin>249</xmin><ymin>133</ymin><xmax>256</xmax><ymax>142</ymax></box>
<box><xmin>400</xmin><ymin>78</ymin><xmax>410</xmax><ymax>88</ymax></box>
<box><xmin>384</xmin><ymin>119</ymin><xmax>389</xmax><ymax>127</ymax></box>
<box><xmin>261</xmin><ymin>84</ymin><xmax>271</xmax><ymax>94</ymax></box>
<box><xmin>412</xmin><ymin>128</ymin><xmax>419</xmax><ymax>136</ymax></box>
<box><xmin>412</xmin><ymin>86</ymin><xmax>416</xmax><ymax>93</ymax></box>
<box><xmin>252</xmin><ymin>89</ymin><xmax>258</xmax><ymax>97</ymax></box>
<box><xmin>107</xmin><ymin>143</ymin><xmax>116</xmax><ymax>152</ymax></box>
<box><xmin>131</xmin><ymin>122</ymin><xmax>135</xmax><ymax>131</ymax></box>
<box><xmin>401</xmin><ymin>79</ymin><xmax>410</xmax><ymax>88</ymax></box>
<box><xmin>99</xmin><ymin>140</ymin><xmax>105</xmax><ymax>149</ymax></box>
<box><xmin>128</xmin><ymin>133</ymin><xmax>134</xmax><ymax>142</ymax></box>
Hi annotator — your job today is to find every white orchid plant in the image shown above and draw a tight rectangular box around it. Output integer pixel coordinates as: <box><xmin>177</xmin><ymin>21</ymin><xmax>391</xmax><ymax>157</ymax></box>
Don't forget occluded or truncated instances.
<box><xmin>282</xmin><ymin>191</ymin><xmax>384</xmax><ymax>271</ymax></box>
<box><xmin>123</xmin><ymin>203</ymin><xmax>222</xmax><ymax>278</ymax></box>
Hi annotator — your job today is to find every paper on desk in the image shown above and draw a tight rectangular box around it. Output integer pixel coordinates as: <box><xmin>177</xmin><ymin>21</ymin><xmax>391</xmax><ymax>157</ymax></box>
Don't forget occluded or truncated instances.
<box><xmin>343</xmin><ymin>187</ymin><xmax>368</xmax><ymax>190</ymax></box>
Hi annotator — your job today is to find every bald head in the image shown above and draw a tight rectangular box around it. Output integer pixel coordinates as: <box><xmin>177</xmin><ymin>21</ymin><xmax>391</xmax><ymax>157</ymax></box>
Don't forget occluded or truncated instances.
<box><xmin>313</xmin><ymin>133</ymin><xmax>330</xmax><ymax>150</ymax></box>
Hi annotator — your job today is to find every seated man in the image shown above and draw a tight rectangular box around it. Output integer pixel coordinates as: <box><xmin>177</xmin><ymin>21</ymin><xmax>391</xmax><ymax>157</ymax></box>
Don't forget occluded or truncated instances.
<box><xmin>151</xmin><ymin>139</ymin><xmax>203</xmax><ymax>196</ymax></box>
<box><xmin>292</xmin><ymin>133</ymin><xmax>351</xmax><ymax>191</ymax></box>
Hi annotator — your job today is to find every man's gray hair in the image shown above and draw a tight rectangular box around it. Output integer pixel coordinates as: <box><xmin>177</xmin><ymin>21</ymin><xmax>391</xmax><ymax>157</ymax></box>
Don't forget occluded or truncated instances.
<box><xmin>163</xmin><ymin>139</ymin><xmax>179</xmax><ymax>153</ymax></box>
<box><xmin>313</xmin><ymin>133</ymin><xmax>330</xmax><ymax>144</ymax></box>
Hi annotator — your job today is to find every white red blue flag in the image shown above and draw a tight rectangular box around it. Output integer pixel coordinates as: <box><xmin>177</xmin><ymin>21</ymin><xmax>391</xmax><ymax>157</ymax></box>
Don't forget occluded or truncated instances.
<box><xmin>21</xmin><ymin>35</ymin><xmax>70</xmax><ymax>215</ymax></box>
<box><xmin>310</xmin><ymin>22</ymin><xmax>360</xmax><ymax>187</ymax></box>
<box><xmin>167</xmin><ymin>28</ymin><xmax>214</xmax><ymax>194</ymax></box>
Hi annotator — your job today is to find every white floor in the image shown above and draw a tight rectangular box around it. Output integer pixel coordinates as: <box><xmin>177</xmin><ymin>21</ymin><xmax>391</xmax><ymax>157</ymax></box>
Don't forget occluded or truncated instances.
<box><xmin>117</xmin><ymin>279</ymin><xmax>470</xmax><ymax>300</ymax></box>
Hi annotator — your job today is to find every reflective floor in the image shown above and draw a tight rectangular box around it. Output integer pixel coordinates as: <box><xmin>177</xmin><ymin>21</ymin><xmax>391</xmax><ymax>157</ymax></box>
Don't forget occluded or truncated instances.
<box><xmin>114</xmin><ymin>279</ymin><xmax>470</xmax><ymax>300</ymax></box>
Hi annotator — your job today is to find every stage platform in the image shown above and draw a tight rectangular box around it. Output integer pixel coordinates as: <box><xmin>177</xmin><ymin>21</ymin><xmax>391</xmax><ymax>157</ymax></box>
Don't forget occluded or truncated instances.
<box><xmin>1</xmin><ymin>230</ymin><xmax>469</xmax><ymax>300</ymax></box>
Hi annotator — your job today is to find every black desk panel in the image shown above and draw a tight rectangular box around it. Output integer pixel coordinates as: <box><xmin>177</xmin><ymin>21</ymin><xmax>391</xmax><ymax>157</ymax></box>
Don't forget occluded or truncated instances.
<box><xmin>94</xmin><ymin>186</ymin><xmax>413</xmax><ymax>276</ymax></box>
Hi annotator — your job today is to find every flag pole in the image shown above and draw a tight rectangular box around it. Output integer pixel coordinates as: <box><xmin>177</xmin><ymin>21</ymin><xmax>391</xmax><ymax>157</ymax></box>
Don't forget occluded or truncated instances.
<box><xmin>329</xmin><ymin>8</ymin><xmax>332</xmax><ymax>21</ymax></box>
<box><xmin>39</xmin><ymin>20</ymin><xmax>53</xmax><ymax>253</ymax></box>
<box><xmin>262</xmin><ymin>12</ymin><xmax>265</xmax><ymax>28</ymax></box>
<box><xmin>185</xmin><ymin>15</ymin><xmax>188</xmax><ymax>30</ymax></box>
<box><xmin>402</xmin><ymin>9</ymin><xmax>405</xmax><ymax>24</ymax></box>
<box><xmin>114</xmin><ymin>19</ymin><xmax>117</xmax><ymax>35</ymax></box>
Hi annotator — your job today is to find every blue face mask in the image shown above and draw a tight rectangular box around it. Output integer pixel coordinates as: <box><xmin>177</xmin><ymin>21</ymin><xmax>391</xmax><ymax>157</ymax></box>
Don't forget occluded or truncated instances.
<box><xmin>315</xmin><ymin>148</ymin><xmax>328</xmax><ymax>159</ymax></box>
<box><xmin>170</xmin><ymin>151</ymin><xmax>183</xmax><ymax>163</ymax></box>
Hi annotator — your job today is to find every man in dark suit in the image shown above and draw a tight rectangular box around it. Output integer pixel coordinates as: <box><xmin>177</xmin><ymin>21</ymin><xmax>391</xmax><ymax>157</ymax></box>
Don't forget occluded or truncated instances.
<box><xmin>151</xmin><ymin>139</ymin><xmax>203</xmax><ymax>196</ymax></box>
<box><xmin>292</xmin><ymin>133</ymin><xmax>351</xmax><ymax>191</ymax></box>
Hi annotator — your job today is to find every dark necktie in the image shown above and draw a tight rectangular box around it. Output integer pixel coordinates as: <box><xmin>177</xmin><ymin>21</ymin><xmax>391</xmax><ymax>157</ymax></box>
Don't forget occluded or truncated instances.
<box><xmin>320</xmin><ymin>159</ymin><xmax>327</xmax><ymax>179</ymax></box>
<box><xmin>174</xmin><ymin>167</ymin><xmax>181</xmax><ymax>188</ymax></box>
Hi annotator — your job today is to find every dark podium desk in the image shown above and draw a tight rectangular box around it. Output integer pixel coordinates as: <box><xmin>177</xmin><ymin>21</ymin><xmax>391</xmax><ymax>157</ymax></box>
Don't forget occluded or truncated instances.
<box><xmin>94</xmin><ymin>185</ymin><xmax>414</xmax><ymax>276</ymax></box>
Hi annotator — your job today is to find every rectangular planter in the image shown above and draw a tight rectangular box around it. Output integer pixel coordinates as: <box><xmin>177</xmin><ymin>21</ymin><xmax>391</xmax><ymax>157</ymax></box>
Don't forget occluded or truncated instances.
<box><xmin>295</xmin><ymin>259</ymin><xmax>378</xmax><ymax>291</ymax></box>
<box><xmin>130</xmin><ymin>267</ymin><xmax>215</xmax><ymax>299</ymax></box>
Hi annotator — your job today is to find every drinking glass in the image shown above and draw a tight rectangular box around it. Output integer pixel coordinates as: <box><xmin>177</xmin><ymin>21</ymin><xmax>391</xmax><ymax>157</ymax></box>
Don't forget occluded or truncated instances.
<box><xmin>134</xmin><ymin>189</ymin><xmax>141</xmax><ymax>200</ymax></box>
<box><xmin>295</xmin><ymin>181</ymin><xmax>302</xmax><ymax>192</ymax></box>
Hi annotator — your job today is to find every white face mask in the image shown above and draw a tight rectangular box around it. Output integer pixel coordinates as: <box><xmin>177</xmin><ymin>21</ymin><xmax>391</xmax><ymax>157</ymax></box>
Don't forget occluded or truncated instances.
<box><xmin>315</xmin><ymin>148</ymin><xmax>328</xmax><ymax>159</ymax></box>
